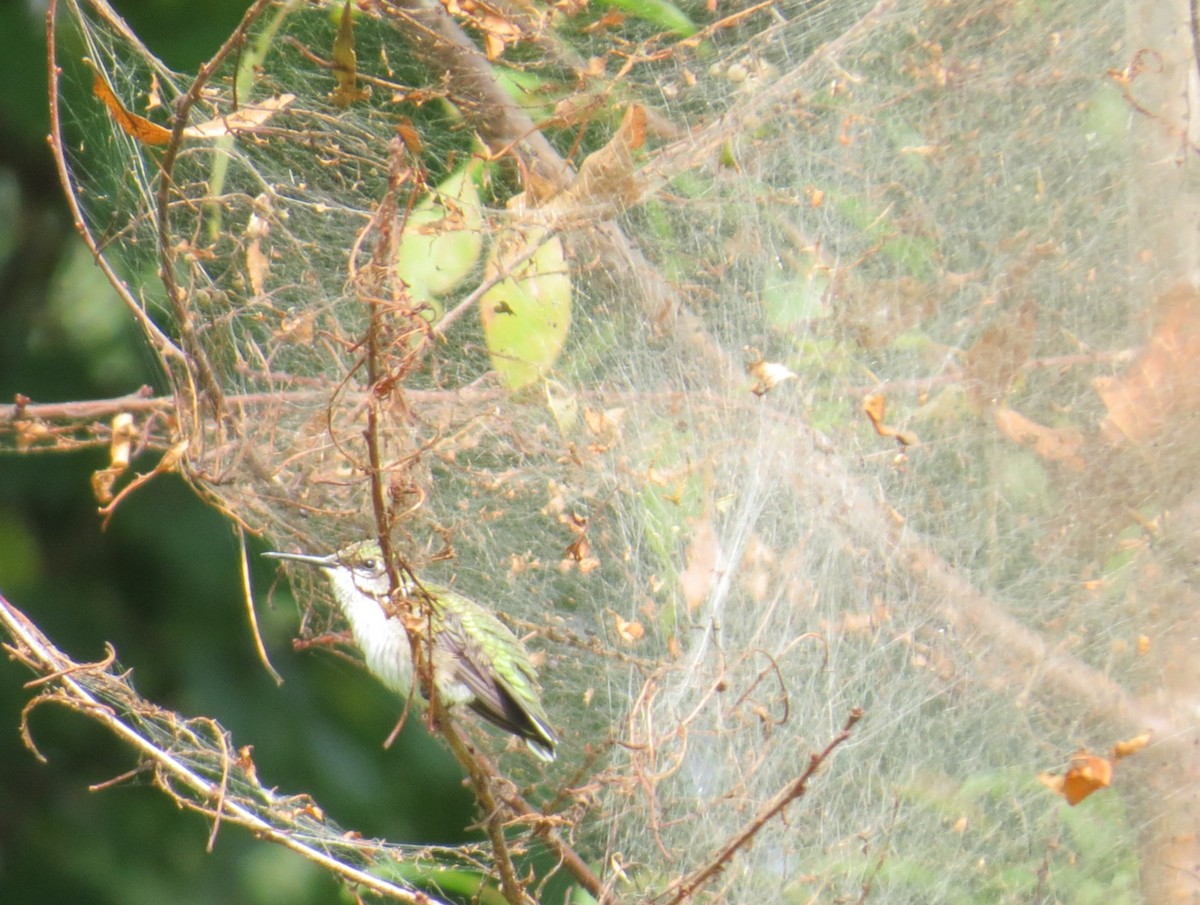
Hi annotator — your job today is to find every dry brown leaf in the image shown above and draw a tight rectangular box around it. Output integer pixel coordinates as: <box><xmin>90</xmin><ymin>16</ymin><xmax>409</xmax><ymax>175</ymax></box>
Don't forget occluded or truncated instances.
<box><xmin>609</xmin><ymin>610</ymin><xmax>645</xmax><ymax>644</ymax></box>
<box><xmin>680</xmin><ymin>518</ymin><xmax>720</xmax><ymax>614</ymax></box>
<box><xmin>183</xmin><ymin>95</ymin><xmax>296</xmax><ymax>139</ymax></box>
<box><xmin>583</xmin><ymin>407</ymin><xmax>625</xmax><ymax>445</ymax></box>
<box><xmin>13</xmin><ymin>419</ymin><xmax>50</xmax><ymax>452</ymax></box>
<box><xmin>92</xmin><ymin>69</ymin><xmax>171</xmax><ymax>145</ymax></box>
<box><xmin>1112</xmin><ymin>731</ymin><xmax>1152</xmax><ymax>760</ymax></box>
<box><xmin>330</xmin><ymin>0</ymin><xmax>369</xmax><ymax>106</ymax></box>
<box><xmin>1039</xmin><ymin>751</ymin><xmax>1112</xmax><ymax>806</ymax></box>
<box><xmin>91</xmin><ymin>413</ymin><xmax>137</xmax><ymax>503</ymax></box>
<box><xmin>962</xmin><ymin>299</ymin><xmax>1037</xmax><ymax>407</ymax></box>
<box><xmin>745</xmin><ymin>350</ymin><xmax>797</xmax><ymax>396</ymax></box>
<box><xmin>863</xmin><ymin>393</ymin><xmax>919</xmax><ymax>446</ymax></box>
<box><xmin>93</xmin><ymin>63</ymin><xmax>295</xmax><ymax>145</ymax></box>
<box><xmin>245</xmin><ymin>206</ymin><xmax>271</xmax><ymax>298</ymax></box>
<box><xmin>275</xmin><ymin>311</ymin><xmax>315</xmax><ymax>344</ymax></box>
<box><xmin>992</xmin><ymin>406</ymin><xmax>1086</xmax><ymax>471</ymax></box>
<box><xmin>1095</xmin><ymin>284</ymin><xmax>1200</xmax><ymax>445</ymax></box>
<box><xmin>543</xmin><ymin>105</ymin><xmax>647</xmax><ymax>220</ymax></box>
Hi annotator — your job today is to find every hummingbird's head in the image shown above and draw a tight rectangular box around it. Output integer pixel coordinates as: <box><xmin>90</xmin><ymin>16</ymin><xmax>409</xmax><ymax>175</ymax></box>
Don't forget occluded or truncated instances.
<box><xmin>331</xmin><ymin>540</ymin><xmax>392</xmax><ymax>598</ymax></box>
<box><xmin>264</xmin><ymin>539</ymin><xmax>397</xmax><ymax>600</ymax></box>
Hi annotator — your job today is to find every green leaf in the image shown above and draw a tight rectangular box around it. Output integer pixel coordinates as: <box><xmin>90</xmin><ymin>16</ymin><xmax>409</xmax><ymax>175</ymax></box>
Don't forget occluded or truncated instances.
<box><xmin>480</xmin><ymin>227</ymin><xmax>572</xmax><ymax>390</ymax></box>
<box><xmin>598</xmin><ymin>0</ymin><xmax>697</xmax><ymax>36</ymax></box>
<box><xmin>395</xmin><ymin>162</ymin><xmax>484</xmax><ymax>305</ymax></box>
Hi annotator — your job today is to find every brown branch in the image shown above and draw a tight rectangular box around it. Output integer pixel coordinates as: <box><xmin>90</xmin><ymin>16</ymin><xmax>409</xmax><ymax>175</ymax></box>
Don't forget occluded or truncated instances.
<box><xmin>496</xmin><ymin>779</ymin><xmax>606</xmax><ymax>901</ymax></box>
<box><xmin>350</xmin><ymin>136</ymin><xmax>531</xmax><ymax>905</ymax></box>
<box><xmin>656</xmin><ymin>708</ymin><xmax>864</xmax><ymax>905</ymax></box>
<box><xmin>0</xmin><ymin>590</ymin><xmax>452</xmax><ymax>905</ymax></box>
<box><xmin>437</xmin><ymin>723</ymin><xmax>534</xmax><ymax>905</ymax></box>
<box><xmin>373</xmin><ymin>0</ymin><xmax>571</xmax><ymax>188</ymax></box>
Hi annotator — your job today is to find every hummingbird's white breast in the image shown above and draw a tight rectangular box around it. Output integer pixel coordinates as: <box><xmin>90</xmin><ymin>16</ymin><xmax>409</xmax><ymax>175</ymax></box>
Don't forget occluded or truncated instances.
<box><xmin>325</xmin><ymin>567</ymin><xmax>414</xmax><ymax>698</ymax></box>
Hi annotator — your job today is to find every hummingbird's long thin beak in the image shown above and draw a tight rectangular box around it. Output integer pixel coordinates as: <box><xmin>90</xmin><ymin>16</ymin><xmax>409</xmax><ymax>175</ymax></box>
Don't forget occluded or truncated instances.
<box><xmin>263</xmin><ymin>550</ymin><xmax>338</xmax><ymax>568</ymax></box>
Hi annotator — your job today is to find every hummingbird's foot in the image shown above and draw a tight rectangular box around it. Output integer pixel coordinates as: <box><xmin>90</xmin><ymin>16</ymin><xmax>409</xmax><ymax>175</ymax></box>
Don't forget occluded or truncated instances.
<box><xmin>291</xmin><ymin>630</ymin><xmax>354</xmax><ymax>653</ymax></box>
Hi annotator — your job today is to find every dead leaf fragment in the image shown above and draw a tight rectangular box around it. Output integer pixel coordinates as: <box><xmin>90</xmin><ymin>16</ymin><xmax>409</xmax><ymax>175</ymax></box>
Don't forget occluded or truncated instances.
<box><xmin>542</xmin><ymin>105</ymin><xmax>647</xmax><ymax>221</ymax></box>
<box><xmin>92</xmin><ymin>62</ymin><xmax>294</xmax><ymax>145</ymax></box>
<box><xmin>275</xmin><ymin>311</ymin><xmax>316</xmax><ymax>344</ymax></box>
<box><xmin>92</xmin><ymin>413</ymin><xmax>137</xmax><ymax>503</ymax></box>
<box><xmin>992</xmin><ymin>406</ymin><xmax>1085</xmax><ymax>471</ymax></box>
<box><xmin>92</xmin><ymin>69</ymin><xmax>171</xmax><ymax>145</ymax></box>
<box><xmin>680</xmin><ymin>518</ymin><xmax>720</xmax><ymax>614</ymax></box>
<box><xmin>1095</xmin><ymin>284</ymin><xmax>1200</xmax><ymax>445</ymax></box>
<box><xmin>583</xmin><ymin>407</ymin><xmax>625</xmax><ymax>447</ymax></box>
<box><xmin>330</xmin><ymin>0</ymin><xmax>369</xmax><ymax>106</ymax></box>
<box><xmin>863</xmin><ymin>393</ymin><xmax>919</xmax><ymax>446</ymax></box>
<box><xmin>609</xmin><ymin>610</ymin><xmax>645</xmax><ymax>644</ymax></box>
<box><xmin>245</xmin><ymin>195</ymin><xmax>272</xmax><ymax>298</ymax></box>
<box><xmin>442</xmin><ymin>0</ymin><xmax>525</xmax><ymax>59</ymax></box>
<box><xmin>182</xmin><ymin>95</ymin><xmax>296</xmax><ymax>139</ymax></box>
<box><xmin>962</xmin><ymin>299</ymin><xmax>1036</xmax><ymax>407</ymax></box>
<box><xmin>745</xmin><ymin>349</ymin><xmax>797</xmax><ymax>396</ymax></box>
<box><xmin>13</xmin><ymin>418</ymin><xmax>50</xmax><ymax>452</ymax></box>
<box><xmin>1039</xmin><ymin>751</ymin><xmax>1112</xmax><ymax>805</ymax></box>
<box><xmin>1112</xmin><ymin>731</ymin><xmax>1151</xmax><ymax>760</ymax></box>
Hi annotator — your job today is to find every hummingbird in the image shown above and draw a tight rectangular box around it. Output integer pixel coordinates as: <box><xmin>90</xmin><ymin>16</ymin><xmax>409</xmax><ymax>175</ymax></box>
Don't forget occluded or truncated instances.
<box><xmin>264</xmin><ymin>540</ymin><xmax>557</xmax><ymax>762</ymax></box>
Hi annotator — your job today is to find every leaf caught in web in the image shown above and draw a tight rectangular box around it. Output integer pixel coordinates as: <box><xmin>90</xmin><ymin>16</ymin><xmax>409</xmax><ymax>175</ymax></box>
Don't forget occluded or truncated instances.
<box><xmin>92</xmin><ymin>65</ymin><xmax>294</xmax><ymax>145</ymax></box>
<box><xmin>91</xmin><ymin>68</ymin><xmax>170</xmax><ymax>145</ymax></box>
<box><xmin>1095</xmin><ymin>285</ymin><xmax>1200</xmax><ymax>445</ymax></box>
<box><xmin>181</xmin><ymin>95</ymin><xmax>296</xmax><ymax>139</ymax></box>
<box><xmin>992</xmin><ymin>406</ymin><xmax>1085</xmax><ymax>472</ymax></box>
<box><xmin>1040</xmin><ymin>751</ymin><xmax>1113</xmax><ymax>806</ymax></box>
<box><xmin>863</xmin><ymin>393</ymin><xmax>918</xmax><ymax>447</ymax></box>
<box><xmin>395</xmin><ymin>162</ymin><xmax>485</xmax><ymax>307</ymax></box>
<box><xmin>479</xmin><ymin>227</ymin><xmax>571</xmax><ymax>391</ymax></box>
<box><xmin>329</xmin><ymin>0</ymin><xmax>368</xmax><ymax>107</ymax></box>
<box><xmin>542</xmin><ymin>104</ymin><xmax>648</xmax><ymax>222</ymax></box>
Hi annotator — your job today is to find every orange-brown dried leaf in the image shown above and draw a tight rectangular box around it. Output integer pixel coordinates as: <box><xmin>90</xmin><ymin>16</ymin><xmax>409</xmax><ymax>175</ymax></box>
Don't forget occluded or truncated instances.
<box><xmin>583</xmin><ymin>406</ymin><xmax>625</xmax><ymax>445</ymax></box>
<box><xmin>1112</xmin><ymin>731</ymin><xmax>1151</xmax><ymax>760</ymax></box>
<box><xmin>610</xmin><ymin>610</ymin><xmax>645</xmax><ymax>644</ymax></box>
<box><xmin>680</xmin><ymin>518</ymin><xmax>720</xmax><ymax>614</ymax></box>
<box><xmin>183</xmin><ymin>95</ymin><xmax>295</xmax><ymax>139</ymax></box>
<box><xmin>275</xmin><ymin>311</ymin><xmax>316</xmax><ymax>344</ymax></box>
<box><xmin>746</xmin><ymin>352</ymin><xmax>796</xmax><ymax>396</ymax></box>
<box><xmin>1040</xmin><ymin>751</ymin><xmax>1113</xmax><ymax>805</ymax></box>
<box><xmin>547</xmin><ymin>105</ymin><xmax>648</xmax><ymax>218</ymax></box>
<box><xmin>245</xmin><ymin>213</ymin><xmax>271</xmax><ymax>298</ymax></box>
<box><xmin>91</xmin><ymin>465</ymin><xmax>123</xmax><ymax>504</ymax></box>
<box><xmin>236</xmin><ymin>745</ymin><xmax>261</xmax><ymax>786</ymax></box>
<box><xmin>862</xmin><ymin>393</ymin><xmax>918</xmax><ymax>446</ymax></box>
<box><xmin>992</xmin><ymin>406</ymin><xmax>1085</xmax><ymax>471</ymax></box>
<box><xmin>92</xmin><ymin>70</ymin><xmax>171</xmax><ymax>146</ymax></box>
<box><xmin>962</xmin><ymin>299</ymin><xmax>1036</xmax><ymax>408</ymax></box>
<box><xmin>13</xmin><ymin>419</ymin><xmax>50</xmax><ymax>452</ymax></box>
<box><xmin>1095</xmin><ymin>284</ymin><xmax>1200</xmax><ymax>445</ymax></box>
<box><xmin>92</xmin><ymin>413</ymin><xmax>138</xmax><ymax>503</ymax></box>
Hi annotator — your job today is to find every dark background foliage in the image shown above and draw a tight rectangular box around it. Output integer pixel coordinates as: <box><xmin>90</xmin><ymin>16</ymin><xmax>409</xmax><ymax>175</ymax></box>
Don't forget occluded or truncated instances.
<box><xmin>0</xmin><ymin>4</ymin><xmax>471</xmax><ymax>902</ymax></box>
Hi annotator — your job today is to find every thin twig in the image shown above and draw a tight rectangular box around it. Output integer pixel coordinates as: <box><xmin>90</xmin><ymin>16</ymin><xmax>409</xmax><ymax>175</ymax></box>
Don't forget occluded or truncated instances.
<box><xmin>656</xmin><ymin>708</ymin><xmax>864</xmax><ymax>905</ymax></box>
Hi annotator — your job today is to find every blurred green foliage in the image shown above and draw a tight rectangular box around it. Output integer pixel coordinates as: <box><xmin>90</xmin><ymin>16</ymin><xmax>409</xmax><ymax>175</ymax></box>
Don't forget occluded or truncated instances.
<box><xmin>0</xmin><ymin>3</ymin><xmax>473</xmax><ymax>902</ymax></box>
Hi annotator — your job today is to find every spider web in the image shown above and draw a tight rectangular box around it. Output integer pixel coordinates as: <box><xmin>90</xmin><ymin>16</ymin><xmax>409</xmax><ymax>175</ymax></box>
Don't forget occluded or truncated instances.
<box><xmin>45</xmin><ymin>0</ymin><xmax>1200</xmax><ymax>900</ymax></box>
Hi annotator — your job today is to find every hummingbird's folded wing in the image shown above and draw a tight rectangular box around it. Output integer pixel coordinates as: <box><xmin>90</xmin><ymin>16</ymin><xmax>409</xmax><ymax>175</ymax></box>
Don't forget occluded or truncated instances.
<box><xmin>434</xmin><ymin>598</ymin><xmax>557</xmax><ymax>760</ymax></box>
